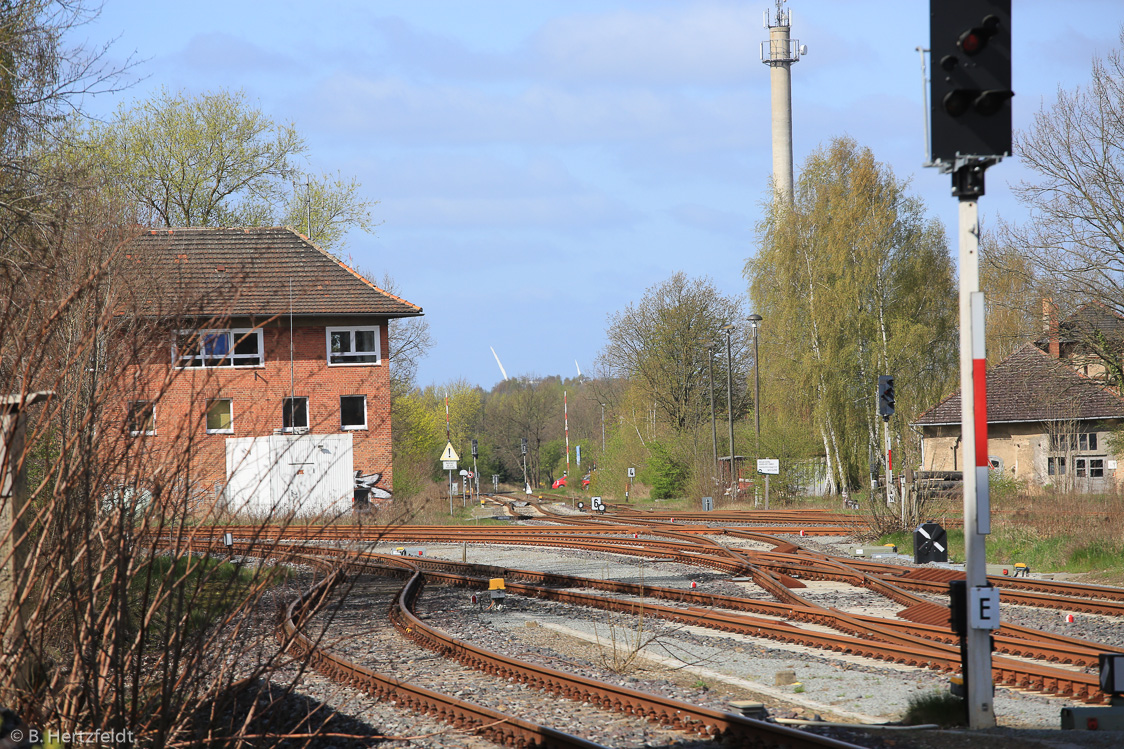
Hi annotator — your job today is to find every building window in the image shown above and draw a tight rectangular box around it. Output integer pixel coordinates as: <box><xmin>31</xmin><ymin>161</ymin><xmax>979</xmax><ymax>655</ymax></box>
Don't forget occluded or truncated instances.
<box><xmin>128</xmin><ymin>401</ymin><xmax>156</xmax><ymax>435</ymax></box>
<box><xmin>175</xmin><ymin>328</ymin><xmax>263</xmax><ymax>368</ymax></box>
<box><xmin>1076</xmin><ymin>458</ymin><xmax>1087</xmax><ymax>478</ymax></box>
<box><xmin>1050</xmin><ymin>432</ymin><xmax>1099</xmax><ymax>452</ymax></box>
<box><xmin>206</xmin><ymin>399</ymin><xmax>233</xmax><ymax>434</ymax></box>
<box><xmin>327</xmin><ymin>327</ymin><xmax>380</xmax><ymax>365</ymax></box>
<box><xmin>340</xmin><ymin>395</ymin><xmax>367</xmax><ymax>430</ymax></box>
<box><xmin>1047</xmin><ymin>456</ymin><xmax>1066</xmax><ymax>476</ymax></box>
<box><xmin>1091</xmin><ymin>458</ymin><xmax>1105</xmax><ymax>478</ymax></box>
<box><xmin>282</xmin><ymin>397</ymin><xmax>308</xmax><ymax>432</ymax></box>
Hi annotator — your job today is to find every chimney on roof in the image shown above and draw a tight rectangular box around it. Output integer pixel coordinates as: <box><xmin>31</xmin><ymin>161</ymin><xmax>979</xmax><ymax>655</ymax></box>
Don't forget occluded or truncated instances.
<box><xmin>1043</xmin><ymin>298</ymin><xmax>1060</xmax><ymax>358</ymax></box>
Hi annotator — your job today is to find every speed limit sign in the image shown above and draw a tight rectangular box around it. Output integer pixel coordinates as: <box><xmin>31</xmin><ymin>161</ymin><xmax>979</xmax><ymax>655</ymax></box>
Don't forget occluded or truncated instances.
<box><xmin>627</xmin><ymin>467</ymin><xmax>635</xmax><ymax>478</ymax></box>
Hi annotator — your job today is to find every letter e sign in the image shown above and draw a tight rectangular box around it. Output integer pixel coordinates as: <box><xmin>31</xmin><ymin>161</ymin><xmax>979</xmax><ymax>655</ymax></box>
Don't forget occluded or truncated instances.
<box><xmin>968</xmin><ymin>586</ymin><xmax>1000</xmax><ymax>630</ymax></box>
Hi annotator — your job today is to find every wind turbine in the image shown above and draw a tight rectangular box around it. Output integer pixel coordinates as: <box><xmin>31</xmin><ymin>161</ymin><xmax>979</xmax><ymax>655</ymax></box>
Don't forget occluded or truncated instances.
<box><xmin>490</xmin><ymin>347</ymin><xmax>509</xmax><ymax>381</ymax></box>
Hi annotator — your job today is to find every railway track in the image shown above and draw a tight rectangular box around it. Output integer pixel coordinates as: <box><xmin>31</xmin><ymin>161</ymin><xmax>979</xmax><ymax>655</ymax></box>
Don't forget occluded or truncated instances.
<box><xmin>168</xmin><ymin>500</ymin><xmax>1124</xmax><ymax>744</ymax></box>
<box><xmin>262</xmin><ymin>545</ymin><xmax>865</xmax><ymax>748</ymax></box>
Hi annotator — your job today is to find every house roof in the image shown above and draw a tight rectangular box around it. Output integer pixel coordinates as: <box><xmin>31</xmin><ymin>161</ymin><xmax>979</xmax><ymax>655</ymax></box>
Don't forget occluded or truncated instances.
<box><xmin>124</xmin><ymin>227</ymin><xmax>422</xmax><ymax>318</ymax></box>
<box><xmin>1036</xmin><ymin>302</ymin><xmax>1124</xmax><ymax>350</ymax></box>
<box><xmin>913</xmin><ymin>343</ymin><xmax>1124</xmax><ymax>426</ymax></box>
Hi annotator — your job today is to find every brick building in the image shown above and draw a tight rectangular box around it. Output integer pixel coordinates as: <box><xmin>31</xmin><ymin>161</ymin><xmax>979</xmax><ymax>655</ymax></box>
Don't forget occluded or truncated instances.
<box><xmin>121</xmin><ymin>227</ymin><xmax>422</xmax><ymax>514</ymax></box>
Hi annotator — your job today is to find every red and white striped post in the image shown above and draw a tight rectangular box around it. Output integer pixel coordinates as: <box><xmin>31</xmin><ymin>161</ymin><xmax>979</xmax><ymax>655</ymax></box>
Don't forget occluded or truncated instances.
<box><xmin>958</xmin><ymin>196</ymin><xmax>995</xmax><ymax>727</ymax></box>
<box><xmin>564</xmin><ymin>390</ymin><xmax>570</xmax><ymax>478</ymax></box>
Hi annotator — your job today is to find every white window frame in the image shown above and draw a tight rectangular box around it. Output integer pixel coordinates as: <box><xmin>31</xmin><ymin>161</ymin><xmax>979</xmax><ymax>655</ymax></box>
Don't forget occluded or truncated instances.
<box><xmin>174</xmin><ymin>328</ymin><xmax>264</xmax><ymax>368</ymax></box>
<box><xmin>282</xmin><ymin>396</ymin><xmax>309</xmax><ymax>433</ymax></box>
<box><xmin>326</xmin><ymin>326</ymin><xmax>381</xmax><ymax>366</ymax></box>
<box><xmin>340</xmin><ymin>394</ymin><xmax>368</xmax><ymax>430</ymax></box>
<box><xmin>128</xmin><ymin>400</ymin><xmax>156</xmax><ymax>436</ymax></box>
<box><xmin>206</xmin><ymin>398</ymin><xmax>234</xmax><ymax>434</ymax></box>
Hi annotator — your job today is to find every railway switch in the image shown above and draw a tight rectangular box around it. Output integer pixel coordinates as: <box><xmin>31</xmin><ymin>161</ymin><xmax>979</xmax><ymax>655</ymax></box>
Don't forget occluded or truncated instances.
<box><xmin>488</xmin><ymin>577</ymin><xmax>506</xmax><ymax>611</ymax></box>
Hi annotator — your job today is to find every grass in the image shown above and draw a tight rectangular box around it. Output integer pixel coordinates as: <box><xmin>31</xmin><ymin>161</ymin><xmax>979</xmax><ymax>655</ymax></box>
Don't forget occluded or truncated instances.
<box><xmin>137</xmin><ymin>555</ymin><xmax>286</xmax><ymax>636</ymax></box>
<box><xmin>902</xmin><ymin>691</ymin><xmax>966</xmax><ymax>727</ymax></box>
<box><xmin>874</xmin><ymin>490</ymin><xmax>1124</xmax><ymax>582</ymax></box>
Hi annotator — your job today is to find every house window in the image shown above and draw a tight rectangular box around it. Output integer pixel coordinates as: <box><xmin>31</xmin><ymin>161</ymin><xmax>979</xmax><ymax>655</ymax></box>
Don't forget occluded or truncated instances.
<box><xmin>128</xmin><ymin>400</ymin><xmax>156</xmax><ymax>436</ymax></box>
<box><xmin>340</xmin><ymin>395</ymin><xmax>367</xmax><ymax>430</ymax></box>
<box><xmin>1047</xmin><ymin>456</ymin><xmax>1066</xmax><ymax>476</ymax></box>
<box><xmin>327</xmin><ymin>327</ymin><xmax>380</xmax><ymax>365</ymax></box>
<box><xmin>1076</xmin><ymin>458</ymin><xmax>1087</xmax><ymax>478</ymax></box>
<box><xmin>282</xmin><ymin>397</ymin><xmax>308</xmax><ymax>432</ymax></box>
<box><xmin>1091</xmin><ymin>458</ymin><xmax>1105</xmax><ymax>478</ymax></box>
<box><xmin>1050</xmin><ymin>432</ymin><xmax>1099</xmax><ymax>452</ymax></box>
<box><xmin>206</xmin><ymin>399</ymin><xmax>233</xmax><ymax>433</ymax></box>
<box><xmin>175</xmin><ymin>328</ymin><xmax>263</xmax><ymax>368</ymax></box>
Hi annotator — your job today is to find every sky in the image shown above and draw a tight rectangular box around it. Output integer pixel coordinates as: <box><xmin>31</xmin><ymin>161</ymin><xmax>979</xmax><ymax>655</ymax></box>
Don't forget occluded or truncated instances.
<box><xmin>74</xmin><ymin>0</ymin><xmax>1124</xmax><ymax>389</ymax></box>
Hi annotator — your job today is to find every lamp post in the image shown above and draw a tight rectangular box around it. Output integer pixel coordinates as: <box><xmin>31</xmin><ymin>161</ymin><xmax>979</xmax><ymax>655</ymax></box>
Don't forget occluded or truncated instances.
<box><xmin>600</xmin><ymin>403</ymin><xmax>606</xmax><ymax>452</ymax></box>
<box><xmin>703</xmin><ymin>341</ymin><xmax>718</xmax><ymax>484</ymax></box>
<box><xmin>748</xmin><ymin>314</ymin><xmax>763</xmax><ymax>508</ymax></box>
<box><xmin>722</xmin><ymin>323</ymin><xmax>737</xmax><ymax>500</ymax></box>
<box><xmin>747</xmin><ymin>315</ymin><xmax>763</xmax><ymax>453</ymax></box>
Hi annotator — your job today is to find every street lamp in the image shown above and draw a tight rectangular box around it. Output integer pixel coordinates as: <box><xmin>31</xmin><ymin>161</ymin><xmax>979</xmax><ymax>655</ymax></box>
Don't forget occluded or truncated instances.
<box><xmin>748</xmin><ymin>314</ymin><xmax>763</xmax><ymax>509</ymax></box>
<box><xmin>747</xmin><ymin>314</ymin><xmax>763</xmax><ymax>455</ymax></box>
<box><xmin>702</xmin><ymin>341</ymin><xmax>718</xmax><ymax>483</ymax></box>
<box><xmin>721</xmin><ymin>323</ymin><xmax>737</xmax><ymax>500</ymax></box>
<box><xmin>599</xmin><ymin>403</ymin><xmax>606</xmax><ymax>452</ymax></box>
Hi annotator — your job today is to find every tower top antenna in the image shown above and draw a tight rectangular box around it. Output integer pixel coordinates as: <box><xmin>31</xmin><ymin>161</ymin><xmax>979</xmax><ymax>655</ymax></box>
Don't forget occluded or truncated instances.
<box><xmin>765</xmin><ymin>0</ymin><xmax>790</xmax><ymax>29</ymax></box>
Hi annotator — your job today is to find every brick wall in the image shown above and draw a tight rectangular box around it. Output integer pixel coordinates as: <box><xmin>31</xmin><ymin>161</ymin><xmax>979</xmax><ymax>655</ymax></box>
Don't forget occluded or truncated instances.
<box><xmin>122</xmin><ymin>318</ymin><xmax>394</xmax><ymax>499</ymax></box>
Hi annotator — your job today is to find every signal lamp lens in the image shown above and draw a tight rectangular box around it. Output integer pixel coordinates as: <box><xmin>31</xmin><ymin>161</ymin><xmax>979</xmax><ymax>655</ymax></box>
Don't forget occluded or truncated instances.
<box><xmin>943</xmin><ymin>90</ymin><xmax>975</xmax><ymax>117</ymax></box>
<box><xmin>961</xmin><ymin>32</ymin><xmax>982</xmax><ymax>53</ymax></box>
<box><xmin>975</xmin><ymin>90</ymin><xmax>1013</xmax><ymax>116</ymax></box>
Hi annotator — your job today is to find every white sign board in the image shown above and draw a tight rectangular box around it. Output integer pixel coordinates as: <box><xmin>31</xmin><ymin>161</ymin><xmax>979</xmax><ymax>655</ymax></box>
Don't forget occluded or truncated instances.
<box><xmin>968</xmin><ymin>586</ymin><xmax>1001</xmax><ymax>630</ymax></box>
<box><xmin>627</xmin><ymin>467</ymin><xmax>636</xmax><ymax>478</ymax></box>
<box><xmin>757</xmin><ymin>458</ymin><xmax>780</xmax><ymax>475</ymax></box>
<box><xmin>591</xmin><ymin>496</ymin><xmax>605</xmax><ymax>512</ymax></box>
<box><xmin>442</xmin><ymin>460</ymin><xmax>457</xmax><ymax>470</ymax></box>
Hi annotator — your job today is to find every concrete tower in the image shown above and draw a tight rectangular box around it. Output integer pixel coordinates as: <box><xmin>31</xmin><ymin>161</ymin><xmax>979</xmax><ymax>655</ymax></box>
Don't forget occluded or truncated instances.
<box><xmin>761</xmin><ymin>1</ymin><xmax>805</xmax><ymax>204</ymax></box>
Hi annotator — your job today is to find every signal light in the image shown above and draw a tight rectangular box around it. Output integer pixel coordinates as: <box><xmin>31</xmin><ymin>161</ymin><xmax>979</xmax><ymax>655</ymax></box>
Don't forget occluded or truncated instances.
<box><xmin>878</xmin><ymin>375</ymin><xmax>896</xmax><ymax>418</ymax></box>
<box><xmin>958</xmin><ymin>15</ymin><xmax>1000</xmax><ymax>55</ymax></box>
<box><xmin>930</xmin><ymin>1</ymin><xmax>1012</xmax><ymax>166</ymax></box>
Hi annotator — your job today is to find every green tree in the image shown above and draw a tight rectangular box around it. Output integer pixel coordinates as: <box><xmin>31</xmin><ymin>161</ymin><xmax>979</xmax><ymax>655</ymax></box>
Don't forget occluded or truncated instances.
<box><xmin>747</xmin><ymin>137</ymin><xmax>957</xmax><ymax>493</ymax></box>
<box><xmin>597</xmin><ymin>272</ymin><xmax>751</xmax><ymax>434</ymax></box>
<box><xmin>78</xmin><ymin>88</ymin><xmax>374</xmax><ymax>249</ymax></box>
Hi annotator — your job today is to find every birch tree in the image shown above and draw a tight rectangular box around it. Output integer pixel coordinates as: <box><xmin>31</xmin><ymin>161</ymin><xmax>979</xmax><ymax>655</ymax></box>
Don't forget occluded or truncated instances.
<box><xmin>747</xmin><ymin>137</ymin><xmax>957</xmax><ymax>492</ymax></box>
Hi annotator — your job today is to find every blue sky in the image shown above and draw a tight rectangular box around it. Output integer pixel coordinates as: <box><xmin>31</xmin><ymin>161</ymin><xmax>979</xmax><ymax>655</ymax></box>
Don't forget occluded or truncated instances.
<box><xmin>77</xmin><ymin>1</ymin><xmax>1124</xmax><ymax>388</ymax></box>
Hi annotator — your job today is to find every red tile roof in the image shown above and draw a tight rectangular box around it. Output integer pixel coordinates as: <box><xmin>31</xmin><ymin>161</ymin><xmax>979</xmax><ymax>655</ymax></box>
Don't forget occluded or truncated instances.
<box><xmin>125</xmin><ymin>227</ymin><xmax>422</xmax><ymax>318</ymax></box>
<box><xmin>913</xmin><ymin>343</ymin><xmax>1124</xmax><ymax>426</ymax></box>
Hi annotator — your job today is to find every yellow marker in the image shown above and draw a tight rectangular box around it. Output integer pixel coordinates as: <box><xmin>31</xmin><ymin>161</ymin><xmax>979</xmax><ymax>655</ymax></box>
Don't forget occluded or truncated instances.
<box><xmin>489</xmin><ymin>578</ymin><xmax>505</xmax><ymax>590</ymax></box>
